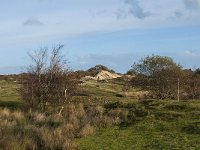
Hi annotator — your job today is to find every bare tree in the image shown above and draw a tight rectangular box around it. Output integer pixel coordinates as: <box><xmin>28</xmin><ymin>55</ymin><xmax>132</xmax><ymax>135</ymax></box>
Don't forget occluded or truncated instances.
<box><xmin>20</xmin><ymin>45</ymin><xmax>77</xmax><ymax>112</ymax></box>
<box><xmin>20</xmin><ymin>49</ymin><xmax>47</xmax><ymax>112</ymax></box>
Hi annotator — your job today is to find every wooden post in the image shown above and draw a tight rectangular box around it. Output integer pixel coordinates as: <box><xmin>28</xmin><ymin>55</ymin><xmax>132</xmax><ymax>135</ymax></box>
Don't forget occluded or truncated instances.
<box><xmin>65</xmin><ymin>89</ymin><xmax>67</xmax><ymax>99</ymax></box>
<box><xmin>178</xmin><ymin>78</ymin><xmax>180</xmax><ymax>102</ymax></box>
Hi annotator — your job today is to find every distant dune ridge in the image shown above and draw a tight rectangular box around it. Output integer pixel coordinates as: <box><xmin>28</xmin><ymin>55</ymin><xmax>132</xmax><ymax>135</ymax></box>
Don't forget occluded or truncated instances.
<box><xmin>82</xmin><ymin>65</ymin><xmax>135</xmax><ymax>81</ymax></box>
<box><xmin>83</xmin><ymin>70</ymin><xmax>122</xmax><ymax>81</ymax></box>
<box><xmin>95</xmin><ymin>70</ymin><xmax>122</xmax><ymax>80</ymax></box>
<box><xmin>81</xmin><ymin>65</ymin><xmax>121</xmax><ymax>81</ymax></box>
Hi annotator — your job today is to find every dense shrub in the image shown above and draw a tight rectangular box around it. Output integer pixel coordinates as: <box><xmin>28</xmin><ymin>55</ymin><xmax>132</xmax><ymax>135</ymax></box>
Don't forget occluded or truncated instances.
<box><xmin>0</xmin><ymin>102</ymin><xmax>144</xmax><ymax>149</ymax></box>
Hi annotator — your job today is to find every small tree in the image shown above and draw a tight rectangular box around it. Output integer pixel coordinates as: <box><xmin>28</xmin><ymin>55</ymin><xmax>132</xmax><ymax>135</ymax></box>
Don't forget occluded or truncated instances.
<box><xmin>131</xmin><ymin>55</ymin><xmax>183</xmax><ymax>99</ymax></box>
<box><xmin>182</xmin><ymin>69</ymin><xmax>200</xmax><ymax>99</ymax></box>
<box><xmin>20</xmin><ymin>45</ymin><xmax>77</xmax><ymax>112</ymax></box>
<box><xmin>20</xmin><ymin>48</ymin><xmax>47</xmax><ymax>112</ymax></box>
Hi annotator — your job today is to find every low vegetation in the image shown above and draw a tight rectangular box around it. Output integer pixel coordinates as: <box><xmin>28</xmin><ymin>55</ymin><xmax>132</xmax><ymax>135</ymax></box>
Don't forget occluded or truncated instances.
<box><xmin>0</xmin><ymin>97</ymin><xmax>199</xmax><ymax>149</ymax></box>
<box><xmin>0</xmin><ymin>52</ymin><xmax>200</xmax><ymax>149</ymax></box>
<box><xmin>0</xmin><ymin>102</ymin><xmax>134</xmax><ymax>149</ymax></box>
<box><xmin>77</xmin><ymin>100</ymin><xmax>200</xmax><ymax>150</ymax></box>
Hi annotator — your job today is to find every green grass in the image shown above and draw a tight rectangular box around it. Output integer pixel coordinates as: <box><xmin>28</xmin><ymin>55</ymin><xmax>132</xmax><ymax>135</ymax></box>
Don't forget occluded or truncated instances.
<box><xmin>73</xmin><ymin>79</ymin><xmax>136</xmax><ymax>105</ymax></box>
<box><xmin>77</xmin><ymin>79</ymin><xmax>124</xmax><ymax>97</ymax></box>
<box><xmin>77</xmin><ymin>100</ymin><xmax>200</xmax><ymax>150</ymax></box>
<box><xmin>0</xmin><ymin>80</ymin><xmax>23</xmax><ymax>109</ymax></box>
<box><xmin>78</xmin><ymin>122</ymin><xmax>200</xmax><ymax>150</ymax></box>
<box><xmin>1</xmin><ymin>78</ymin><xmax>200</xmax><ymax>149</ymax></box>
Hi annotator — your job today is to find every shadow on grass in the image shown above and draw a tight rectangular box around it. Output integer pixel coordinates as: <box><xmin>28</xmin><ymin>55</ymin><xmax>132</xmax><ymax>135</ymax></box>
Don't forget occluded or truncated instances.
<box><xmin>164</xmin><ymin>104</ymin><xmax>187</xmax><ymax>111</ymax></box>
<box><xmin>0</xmin><ymin>101</ymin><xmax>23</xmax><ymax>110</ymax></box>
<box><xmin>182</xmin><ymin>122</ymin><xmax>200</xmax><ymax>135</ymax></box>
<box><xmin>154</xmin><ymin>111</ymin><xmax>185</xmax><ymax>121</ymax></box>
<box><xmin>119</xmin><ymin>120</ymin><xmax>138</xmax><ymax>130</ymax></box>
<box><xmin>138</xmin><ymin>99</ymin><xmax>162</xmax><ymax>110</ymax></box>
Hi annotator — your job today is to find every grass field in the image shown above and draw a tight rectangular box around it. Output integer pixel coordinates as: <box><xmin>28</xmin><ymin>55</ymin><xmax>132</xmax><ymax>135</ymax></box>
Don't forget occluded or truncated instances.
<box><xmin>0</xmin><ymin>80</ymin><xmax>22</xmax><ymax>109</ymax></box>
<box><xmin>0</xmin><ymin>78</ymin><xmax>200</xmax><ymax>149</ymax></box>
<box><xmin>77</xmin><ymin>100</ymin><xmax>200</xmax><ymax>149</ymax></box>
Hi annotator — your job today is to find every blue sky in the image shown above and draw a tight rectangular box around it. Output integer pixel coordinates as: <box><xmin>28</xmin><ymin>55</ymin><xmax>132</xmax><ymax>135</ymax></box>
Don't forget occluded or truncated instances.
<box><xmin>0</xmin><ymin>0</ymin><xmax>200</xmax><ymax>74</ymax></box>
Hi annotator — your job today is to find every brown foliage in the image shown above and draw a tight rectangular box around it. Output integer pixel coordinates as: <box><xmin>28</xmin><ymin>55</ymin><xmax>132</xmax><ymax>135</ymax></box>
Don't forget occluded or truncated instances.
<box><xmin>131</xmin><ymin>55</ymin><xmax>183</xmax><ymax>99</ymax></box>
<box><xmin>20</xmin><ymin>45</ymin><xmax>78</xmax><ymax>112</ymax></box>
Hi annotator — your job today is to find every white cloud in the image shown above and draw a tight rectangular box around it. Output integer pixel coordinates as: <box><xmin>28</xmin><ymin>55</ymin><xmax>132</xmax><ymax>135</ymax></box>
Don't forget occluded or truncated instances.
<box><xmin>1</xmin><ymin>0</ymin><xmax>200</xmax><ymax>46</ymax></box>
<box><xmin>23</xmin><ymin>17</ymin><xmax>44</xmax><ymax>26</ymax></box>
<box><xmin>124</xmin><ymin>0</ymin><xmax>151</xmax><ymax>19</ymax></box>
<box><xmin>183</xmin><ymin>50</ymin><xmax>198</xmax><ymax>56</ymax></box>
<box><xmin>183</xmin><ymin>0</ymin><xmax>200</xmax><ymax>10</ymax></box>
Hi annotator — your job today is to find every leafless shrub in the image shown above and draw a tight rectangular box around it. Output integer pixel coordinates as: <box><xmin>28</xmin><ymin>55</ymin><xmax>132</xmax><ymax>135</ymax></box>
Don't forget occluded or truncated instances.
<box><xmin>20</xmin><ymin>45</ymin><xmax>78</xmax><ymax>112</ymax></box>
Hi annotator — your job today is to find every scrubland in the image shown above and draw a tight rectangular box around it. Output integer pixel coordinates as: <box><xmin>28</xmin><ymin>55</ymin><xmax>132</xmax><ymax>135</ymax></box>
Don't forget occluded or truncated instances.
<box><xmin>0</xmin><ymin>78</ymin><xmax>200</xmax><ymax>150</ymax></box>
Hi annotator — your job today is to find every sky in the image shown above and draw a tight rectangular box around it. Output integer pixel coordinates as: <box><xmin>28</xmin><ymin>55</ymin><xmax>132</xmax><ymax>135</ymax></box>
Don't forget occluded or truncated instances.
<box><xmin>0</xmin><ymin>0</ymin><xmax>200</xmax><ymax>74</ymax></box>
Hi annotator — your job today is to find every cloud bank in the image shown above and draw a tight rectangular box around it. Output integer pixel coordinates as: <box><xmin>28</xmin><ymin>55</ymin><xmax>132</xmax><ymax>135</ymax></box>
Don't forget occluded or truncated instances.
<box><xmin>23</xmin><ymin>17</ymin><xmax>44</xmax><ymax>26</ymax></box>
<box><xmin>119</xmin><ymin>0</ymin><xmax>151</xmax><ymax>19</ymax></box>
<box><xmin>1</xmin><ymin>0</ymin><xmax>200</xmax><ymax>44</ymax></box>
<box><xmin>184</xmin><ymin>0</ymin><xmax>200</xmax><ymax>10</ymax></box>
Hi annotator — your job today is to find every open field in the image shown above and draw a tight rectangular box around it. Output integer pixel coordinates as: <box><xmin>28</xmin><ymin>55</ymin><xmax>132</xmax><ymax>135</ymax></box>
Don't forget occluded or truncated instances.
<box><xmin>0</xmin><ymin>80</ymin><xmax>22</xmax><ymax>109</ymax></box>
<box><xmin>2</xmin><ymin>0</ymin><xmax>200</xmax><ymax>149</ymax></box>
<box><xmin>0</xmin><ymin>78</ymin><xmax>200</xmax><ymax>149</ymax></box>
<box><xmin>77</xmin><ymin>100</ymin><xmax>200</xmax><ymax>149</ymax></box>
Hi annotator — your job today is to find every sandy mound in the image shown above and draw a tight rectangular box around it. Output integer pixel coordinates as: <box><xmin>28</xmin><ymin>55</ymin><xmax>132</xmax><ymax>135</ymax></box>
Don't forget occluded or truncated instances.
<box><xmin>82</xmin><ymin>70</ymin><xmax>122</xmax><ymax>81</ymax></box>
<box><xmin>94</xmin><ymin>70</ymin><xmax>121</xmax><ymax>80</ymax></box>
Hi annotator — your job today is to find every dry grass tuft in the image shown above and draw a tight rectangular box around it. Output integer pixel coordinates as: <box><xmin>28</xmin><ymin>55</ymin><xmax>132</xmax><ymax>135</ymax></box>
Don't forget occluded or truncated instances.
<box><xmin>108</xmin><ymin>108</ymin><xmax>128</xmax><ymax>124</ymax></box>
<box><xmin>79</xmin><ymin>123</ymin><xmax>95</xmax><ymax>137</ymax></box>
<box><xmin>0</xmin><ymin>102</ymin><xmax>133</xmax><ymax>149</ymax></box>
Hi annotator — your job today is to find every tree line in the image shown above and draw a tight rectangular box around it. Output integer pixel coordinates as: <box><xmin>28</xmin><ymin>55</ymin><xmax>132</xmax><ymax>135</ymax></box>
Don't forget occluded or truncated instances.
<box><xmin>19</xmin><ymin>45</ymin><xmax>200</xmax><ymax>112</ymax></box>
<box><xmin>130</xmin><ymin>55</ymin><xmax>200</xmax><ymax>100</ymax></box>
